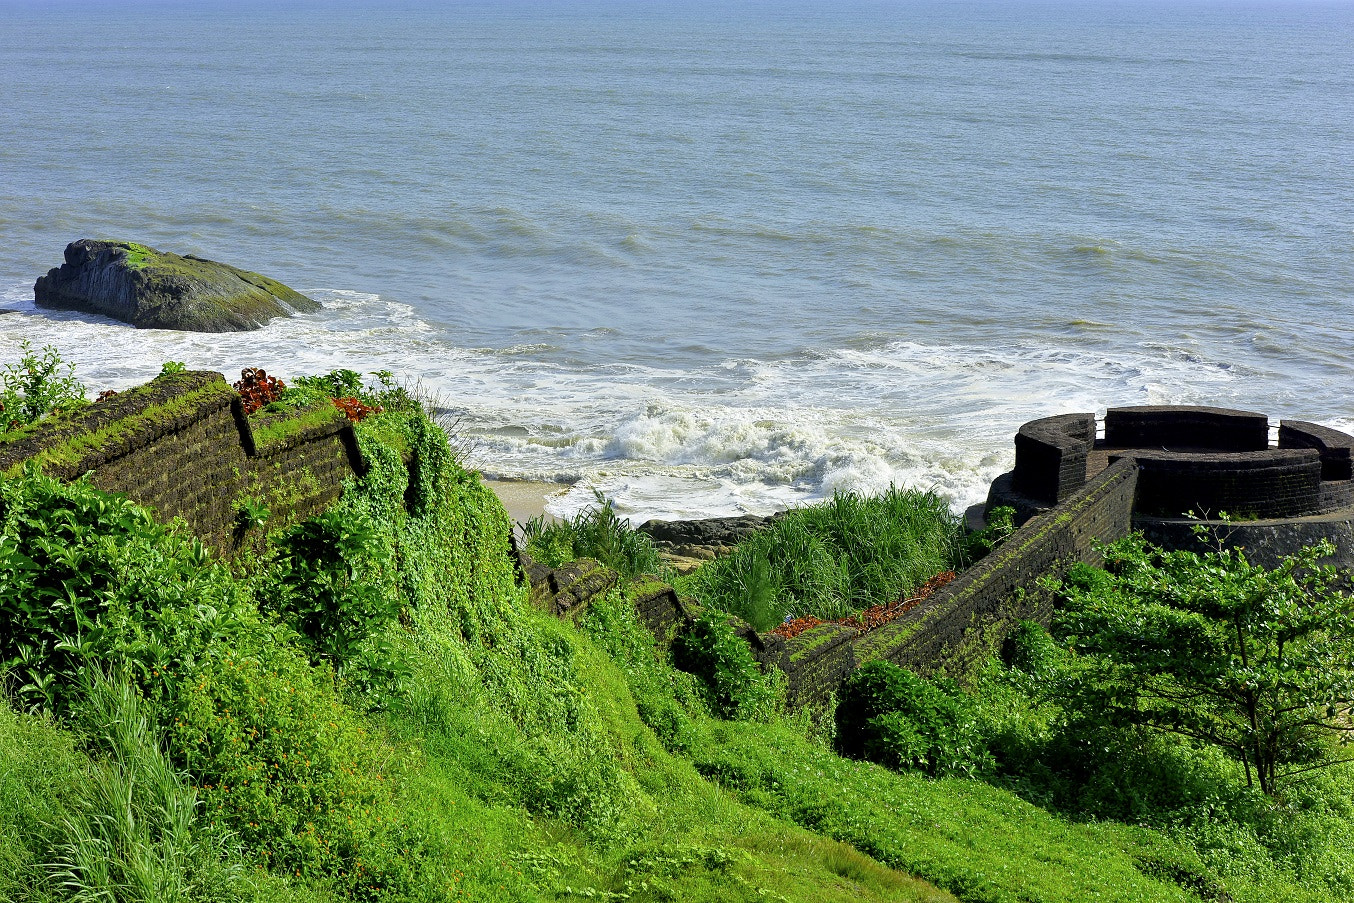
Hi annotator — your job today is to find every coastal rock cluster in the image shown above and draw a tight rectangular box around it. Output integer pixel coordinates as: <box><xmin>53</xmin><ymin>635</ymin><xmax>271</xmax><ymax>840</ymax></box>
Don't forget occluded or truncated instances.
<box><xmin>638</xmin><ymin>512</ymin><xmax>784</xmax><ymax>574</ymax></box>
<box><xmin>34</xmin><ymin>239</ymin><xmax>320</xmax><ymax>332</ymax></box>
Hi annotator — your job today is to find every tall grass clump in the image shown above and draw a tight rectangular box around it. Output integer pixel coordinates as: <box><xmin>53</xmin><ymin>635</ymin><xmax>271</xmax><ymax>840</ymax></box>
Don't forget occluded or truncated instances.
<box><xmin>680</xmin><ymin>488</ymin><xmax>963</xmax><ymax>632</ymax></box>
<box><xmin>51</xmin><ymin>674</ymin><xmax>245</xmax><ymax>903</ymax></box>
<box><xmin>521</xmin><ymin>491</ymin><xmax>669</xmax><ymax>581</ymax></box>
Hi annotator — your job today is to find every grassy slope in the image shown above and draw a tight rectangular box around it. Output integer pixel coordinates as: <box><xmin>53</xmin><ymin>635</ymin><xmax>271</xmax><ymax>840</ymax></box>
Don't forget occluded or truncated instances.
<box><xmin>0</xmin><ymin>398</ymin><xmax>1289</xmax><ymax>903</ymax></box>
<box><xmin>380</xmin><ymin>605</ymin><xmax>958</xmax><ymax>903</ymax></box>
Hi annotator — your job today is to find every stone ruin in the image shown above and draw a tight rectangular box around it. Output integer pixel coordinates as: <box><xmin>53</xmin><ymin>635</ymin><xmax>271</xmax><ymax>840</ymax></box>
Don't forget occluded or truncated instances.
<box><xmin>985</xmin><ymin>405</ymin><xmax>1354</xmax><ymax>567</ymax></box>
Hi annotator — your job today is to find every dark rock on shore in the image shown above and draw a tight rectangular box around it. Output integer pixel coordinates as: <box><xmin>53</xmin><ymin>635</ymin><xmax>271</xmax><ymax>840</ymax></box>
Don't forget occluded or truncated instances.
<box><xmin>34</xmin><ymin>239</ymin><xmax>320</xmax><ymax>332</ymax></box>
<box><xmin>639</xmin><ymin>512</ymin><xmax>784</xmax><ymax>575</ymax></box>
<box><xmin>640</xmin><ymin>512</ymin><xmax>782</xmax><ymax>548</ymax></box>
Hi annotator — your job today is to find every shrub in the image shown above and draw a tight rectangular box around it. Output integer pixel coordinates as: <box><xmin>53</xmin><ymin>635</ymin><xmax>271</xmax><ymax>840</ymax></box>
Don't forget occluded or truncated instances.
<box><xmin>521</xmin><ymin>491</ymin><xmax>668</xmax><ymax>581</ymax></box>
<box><xmin>1000</xmin><ymin>619</ymin><xmax>1060</xmax><ymax>679</ymax></box>
<box><xmin>291</xmin><ymin>368</ymin><xmax>368</xmax><ymax>403</ymax></box>
<box><xmin>672</xmin><ymin>613</ymin><xmax>781</xmax><ymax>721</ymax></box>
<box><xmin>232</xmin><ymin>368</ymin><xmax>286</xmax><ymax>415</ymax></box>
<box><xmin>577</xmin><ymin>585</ymin><xmax>707</xmax><ymax>753</ymax></box>
<box><xmin>291</xmin><ymin>368</ymin><xmax>420</xmax><ymax>416</ymax></box>
<box><xmin>0</xmin><ymin>466</ymin><xmax>247</xmax><ymax>717</ymax></box>
<box><xmin>836</xmin><ymin>661</ymin><xmax>989</xmax><ymax>778</ymax></box>
<box><xmin>0</xmin><ymin>340</ymin><xmax>86</xmax><ymax>431</ymax></box>
<box><xmin>263</xmin><ymin>507</ymin><xmax>400</xmax><ymax>670</ymax></box>
<box><xmin>964</xmin><ymin>505</ymin><xmax>1016</xmax><ymax>561</ymax></box>
<box><xmin>1048</xmin><ymin>533</ymin><xmax>1354</xmax><ymax>796</ymax></box>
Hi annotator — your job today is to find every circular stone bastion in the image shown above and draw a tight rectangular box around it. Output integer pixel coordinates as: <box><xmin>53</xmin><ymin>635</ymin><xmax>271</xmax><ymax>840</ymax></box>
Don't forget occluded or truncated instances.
<box><xmin>984</xmin><ymin>405</ymin><xmax>1354</xmax><ymax>567</ymax></box>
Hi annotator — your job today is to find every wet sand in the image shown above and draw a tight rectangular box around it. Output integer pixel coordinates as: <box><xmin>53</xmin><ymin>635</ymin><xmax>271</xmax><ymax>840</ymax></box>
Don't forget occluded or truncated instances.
<box><xmin>484</xmin><ymin>479</ymin><xmax>567</xmax><ymax>527</ymax></box>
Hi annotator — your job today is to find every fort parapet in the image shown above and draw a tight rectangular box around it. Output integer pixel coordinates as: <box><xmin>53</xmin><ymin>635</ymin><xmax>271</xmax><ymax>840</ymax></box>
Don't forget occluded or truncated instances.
<box><xmin>989</xmin><ymin>405</ymin><xmax>1354</xmax><ymax>567</ymax></box>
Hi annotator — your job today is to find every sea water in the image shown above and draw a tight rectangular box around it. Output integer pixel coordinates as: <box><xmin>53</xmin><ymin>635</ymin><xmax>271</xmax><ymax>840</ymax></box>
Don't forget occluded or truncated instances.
<box><xmin>1</xmin><ymin>0</ymin><xmax>1351</xmax><ymax>520</ymax></box>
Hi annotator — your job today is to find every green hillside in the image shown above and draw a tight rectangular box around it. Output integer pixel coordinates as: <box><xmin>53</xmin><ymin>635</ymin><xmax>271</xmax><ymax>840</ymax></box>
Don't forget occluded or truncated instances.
<box><xmin>0</xmin><ymin>365</ymin><xmax>1349</xmax><ymax>903</ymax></box>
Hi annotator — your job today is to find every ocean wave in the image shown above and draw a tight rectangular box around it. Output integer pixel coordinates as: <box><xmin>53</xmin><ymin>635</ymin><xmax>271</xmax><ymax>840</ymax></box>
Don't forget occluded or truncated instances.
<box><xmin>3</xmin><ymin>284</ymin><xmax>1351</xmax><ymax>523</ymax></box>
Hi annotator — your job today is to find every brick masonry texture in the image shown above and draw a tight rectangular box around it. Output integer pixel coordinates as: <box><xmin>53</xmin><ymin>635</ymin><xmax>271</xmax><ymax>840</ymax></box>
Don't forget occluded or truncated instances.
<box><xmin>1103</xmin><ymin>405</ymin><xmax>1269</xmax><ymax>451</ymax></box>
<box><xmin>0</xmin><ymin>371</ymin><xmax>365</xmax><ymax>552</ymax></box>
<box><xmin>997</xmin><ymin>405</ymin><xmax>1354</xmax><ymax>530</ymax></box>
<box><xmin>1279</xmin><ymin>420</ymin><xmax>1354</xmax><ymax>481</ymax></box>
<box><xmin>1128</xmin><ymin>449</ymin><xmax>1322</xmax><ymax>519</ymax></box>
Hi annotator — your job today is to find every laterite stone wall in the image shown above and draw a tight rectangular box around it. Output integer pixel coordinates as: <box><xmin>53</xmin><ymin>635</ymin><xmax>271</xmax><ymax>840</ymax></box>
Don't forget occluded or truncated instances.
<box><xmin>515</xmin><ymin>461</ymin><xmax>1141</xmax><ymax>712</ymax></box>
<box><xmin>751</xmin><ymin>459</ymin><xmax>1140</xmax><ymax>709</ymax></box>
<box><xmin>1130</xmin><ymin>449</ymin><xmax>1322</xmax><ymax>519</ymax></box>
<box><xmin>0</xmin><ymin>371</ymin><xmax>365</xmax><ymax>551</ymax></box>
<box><xmin>1012</xmin><ymin>413</ymin><xmax>1095</xmax><ymax>505</ymax></box>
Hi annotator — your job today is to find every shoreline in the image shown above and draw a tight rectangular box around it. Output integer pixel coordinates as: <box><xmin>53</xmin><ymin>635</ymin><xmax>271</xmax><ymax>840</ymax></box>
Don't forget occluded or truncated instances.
<box><xmin>484</xmin><ymin>478</ymin><xmax>568</xmax><ymax>527</ymax></box>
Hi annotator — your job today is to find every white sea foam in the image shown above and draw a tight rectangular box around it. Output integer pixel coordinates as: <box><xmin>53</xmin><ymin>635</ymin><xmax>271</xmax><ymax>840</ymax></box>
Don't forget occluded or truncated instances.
<box><xmin>2</xmin><ymin>283</ymin><xmax>1348</xmax><ymax>524</ymax></box>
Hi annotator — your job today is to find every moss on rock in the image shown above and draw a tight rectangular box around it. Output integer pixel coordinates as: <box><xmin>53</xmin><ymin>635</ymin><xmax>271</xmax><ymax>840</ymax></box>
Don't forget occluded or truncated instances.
<box><xmin>33</xmin><ymin>239</ymin><xmax>321</xmax><ymax>332</ymax></box>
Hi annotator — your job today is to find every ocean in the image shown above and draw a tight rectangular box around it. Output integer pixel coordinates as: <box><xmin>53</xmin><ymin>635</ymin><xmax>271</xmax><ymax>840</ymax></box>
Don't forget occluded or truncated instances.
<box><xmin>2</xmin><ymin>0</ymin><xmax>1352</xmax><ymax>521</ymax></box>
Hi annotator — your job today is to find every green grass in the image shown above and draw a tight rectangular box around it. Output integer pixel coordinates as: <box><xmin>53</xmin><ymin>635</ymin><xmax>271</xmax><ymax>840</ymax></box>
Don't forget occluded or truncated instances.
<box><xmin>248</xmin><ymin>399</ymin><xmax>347</xmax><ymax>451</ymax></box>
<box><xmin>0</xmin><ymin>397</ymin><xmax>959</xmax><ymax>903</ymax></box>
<box><xmin>521</xmin><ymin>491</ymin><xmax>670</xmax><ymax>581</ymax></box>
<box><xmin>578</xmin><ymin>588</ymin><xmax>1247</xmax><ymax>903</ymax></box>
<box><xmin>678</xmin><ymin>487</ymin><xmax>964</xmax><ymax>631</ymax></box>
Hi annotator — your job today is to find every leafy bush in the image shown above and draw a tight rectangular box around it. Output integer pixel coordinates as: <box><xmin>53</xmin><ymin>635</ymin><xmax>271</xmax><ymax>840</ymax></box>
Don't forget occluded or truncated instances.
<box><xmin>672</xmin><ymin>613</ymin><xmax>781</xmax><ymax>720</ymax></box>
<box><xmin>291</xmin><ymin>368</ymin><xmax>420</xmax><ymax>415</ymax></box>
<box><xmin>521</xmin><ymin>491</ymin><xmax>669</xmax><ymax>581</ymax></box>
<box><xmin>263</xmin><ymin>507</ymin><xmax>400</xmax><ymax>670</ymax></box>
<box><xmin>1047</xmin><ymin>533</ymin><xmax>1354</xmax><ymax>795</ymax></box>
<box><xmin>0</xmin><ymin>341</ymin><xmax>86</xmax><ymax>431</ymax></box>
<box><xmin>836</xmin><ymin>661</ymin><xmax>989</xmax><ymax>778</ymax></box>
<box><xmin>964</xmin><ymin>505</ymin><xmax>1016</xmax><ymax>561</ymax></box>
<box><xmin>578</xmin><ymin>584</ymin><xmax>708</xmax><ymax>752</ymax></box>
<box><xmin>680</xmin><ymin>488</ymin><xmax>962</xmax><ymax>631</ymax></box>
<box><xmin>1000</xmin><ymin>619</ymin><xmax>1060</xmax><ymax>679</ymax></box>
<box><xmin>0</xmin><ymin>466</ymin><xmax>248</xmax><ymax>717</ymax></box>
<box><xmin>264</xmin><ymin>385</ymin><xmax>331</xmax><ymax>411</ymax></box>
<box><xmin>232</xmin><ymin>368</ymin><xmax>287</xmax><ymax>415</ymax></box>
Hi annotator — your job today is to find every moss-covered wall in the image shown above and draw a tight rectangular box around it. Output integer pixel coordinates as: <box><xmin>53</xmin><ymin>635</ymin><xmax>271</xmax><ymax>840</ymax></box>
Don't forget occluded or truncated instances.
<box><xmin>760</xmin><ymin>459</ymin><xmax>1140</xmax><ymax>709</ymax></box>
<box><xmin>0</xmin><ymin>371</ymin><xmax>364</xmax><ymax>551</ymax></box>
<box><xmin>508</xmin><ymin>460</ymin><xmax>1140</xmax><ymax>713</ymax></box>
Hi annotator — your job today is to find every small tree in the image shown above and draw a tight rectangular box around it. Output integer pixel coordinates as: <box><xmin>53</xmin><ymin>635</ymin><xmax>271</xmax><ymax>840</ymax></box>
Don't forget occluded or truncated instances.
<box><xmin>0</xmin><ymin>341</ymin><xmax>86</xmax><ymax>430</ymax></box>
<box><xmin>1049</xmin><ymin>532</ymin><xmax>1354</xmax><ymax>795</ymax></box>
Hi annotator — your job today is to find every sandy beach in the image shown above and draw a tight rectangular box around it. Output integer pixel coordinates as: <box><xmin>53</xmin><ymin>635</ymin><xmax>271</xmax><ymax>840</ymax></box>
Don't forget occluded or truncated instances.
<box><xmin>484</xmin><ymin>479</ymin><xmax>567</xmax><ymax>528</ymax></box>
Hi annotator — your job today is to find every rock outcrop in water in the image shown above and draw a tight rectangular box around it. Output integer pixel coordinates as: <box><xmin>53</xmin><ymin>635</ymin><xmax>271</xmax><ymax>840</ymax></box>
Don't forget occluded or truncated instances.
<box><xmin>34</xmin><ymin>239</ymin><xmax>320</xmax><ymax>332</ymax></box>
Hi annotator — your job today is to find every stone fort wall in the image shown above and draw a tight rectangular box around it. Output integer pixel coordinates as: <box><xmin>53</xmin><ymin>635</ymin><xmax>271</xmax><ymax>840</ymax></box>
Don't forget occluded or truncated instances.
<box><xmin>517</xmin><ymin>458</ymin><xmax>1142</xmax><ymax>711</ymax></box>
<box><xmin>0</xmin><ymin>370</ymin><xmax>365</xmax><ymax>551</ymax></box>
